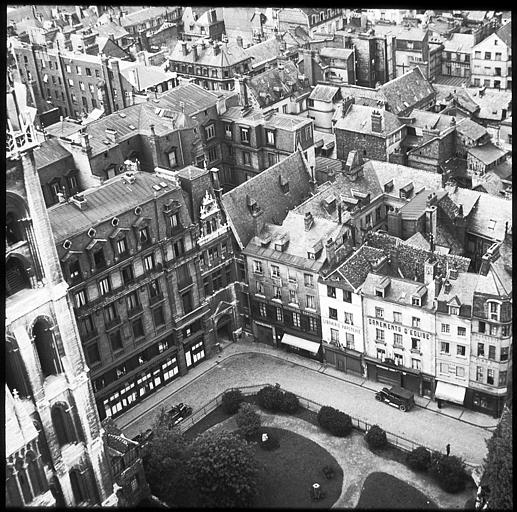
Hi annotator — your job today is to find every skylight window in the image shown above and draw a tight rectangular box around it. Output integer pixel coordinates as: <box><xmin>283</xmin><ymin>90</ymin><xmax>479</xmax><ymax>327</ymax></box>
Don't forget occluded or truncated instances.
<box><xmin>488</xmin><ymin>219</ymin><xmax>496</xmax><ymax>230</ymax></box>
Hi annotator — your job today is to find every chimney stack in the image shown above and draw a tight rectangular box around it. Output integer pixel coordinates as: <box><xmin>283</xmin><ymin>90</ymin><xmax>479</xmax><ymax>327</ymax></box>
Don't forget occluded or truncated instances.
<box><xmin>341</xmin><ymin>96</ymin><xmax>354</xmax><ymax>117</ymax></box>
<box><xmin>236</xmin><ymin>35</ymin><xmax>243</xmax><ymax>47</ymax></box>
<box><xmin>443</xmin><ymin>279</ymin><xmax>452</xmax><ymax>294</ymax></box>
<box><xmin>181</xmin><ymin>41</ymin><xmax>188</xmax><ymax>55</ymax></box>
<box><xmin>325</xmin><ymin>238</ymin><xmax>336</xmax><ymax>264</ymax></box>
<box><xmin>304</xmin><ymin>211</ymin><xmax>314</xmax><ymax>231</ymax></box>
<box><xmin>371</xmin><ymin>110</ymin><xmax>382</xmax><ymax>133</ymax></box>
<box><xmin>213</xmin><ymin>42</ymin><xmax>220</xmax><ymax>55</ymax></box>
<box><xmin>192</xmin><ymin>44</ymin><xmax>198</xmax><ymax>61</ymax></box>
<box><xmin>302</xmin><ymin>49</ymin><xmax>315</xmax><ymax>86</ymax></box>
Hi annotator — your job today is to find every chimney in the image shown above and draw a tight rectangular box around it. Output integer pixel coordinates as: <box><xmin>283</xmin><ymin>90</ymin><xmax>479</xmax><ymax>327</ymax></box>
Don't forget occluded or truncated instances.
<box><xmin>192</xmin><ymin>44</ymin><xmax>198</xmax><ymax>61</ymax></box>
<box><xmin>434</xmin><ymin>275</ymin><xmax>443</xmax><ymax>297</ymax></box>
<box><xmin>425</xmin><ymin>200</ymin><xmax>437</xmax><ymax>241</ymax></box>
<box><xmin>424</xmin><ymin>257</ymin><xmax>437</xmax><ymax>285</ymax></box>
<box><xmin>486</xmin><ymin>242</ymin><xmax>501</xmax><ymax>263</ymax></box>
<box><xmin>325</xmin><ymin>238</ymin><xmax>336</xmax><ymax>264</ymax></box>
<box><xmin>108</xmin><ymin>33</ymin><xmax>115</xmax><ymax>42</ymax></box>
<box><xmin>371</xmin><ymin>110</ymin><xmax>382</xmax><ymax>132</ymax></box>
<box><xmin>337</xmin><ymin>202</ymin><xmax>342</xmax><ymax>224</ymax></box>
<box><xmin>236</xmin><ymin>77</ymin><xmax>249</xmax><ymax>107</ymax></box>
<box><xmin>449</xmin><ymin>267</ymin><xmax>458</xmax><ymax>280</ymax></box>
<box><xmin>443</xmin><ymin>279</ymin><xmax>452</xmax><ymax>294</ymax></box>
<box><xmin>105</xmin><ymin>128</ymin><xmax>118</xmax><ymax>143</ymax></box>
<box><xmin>372</xmin><ymin>255</ymin><xmax>389</xmax><ymax>274</ymax></box>
<box><xmin>342</xmin><ymin>96</ymin><xmax>354</xmax><ymax>117</ymax></box>
<box><xmin>304</xmin><ymin>211</ymin><xmax>314</xmax><ymax>231</ymax></box>
<box><xmin>457</xmin><ymin>204</ymin><xmax>463</xmax><ymax>217</ymax></box>
<box><xmin>303</xmin><ymin>49</ymin><xmax>315</xmax><ymax>86</ymax></box>
<box><xmin>236</xmin><ymin>35</ymin><xmax>243</xmax><ymax>47</ymax></box>
<box><xmin>181</xmin><ymin>41</ymin><xmax>188</xmax><ymax>55</ymax></box>
<box><xmin>214</xmin><ymin>42</ymin><xmax>220</xmax><ymax>56</ymax></box>
<box><xmin>210</xmin><ymin>167</ymin><xmax>222</xmax><ymax>200</ymax></box>
<box><xmin>80</xmin><ymin>130</ymin><xmax>91</xmax><ymax>153</ymax></box>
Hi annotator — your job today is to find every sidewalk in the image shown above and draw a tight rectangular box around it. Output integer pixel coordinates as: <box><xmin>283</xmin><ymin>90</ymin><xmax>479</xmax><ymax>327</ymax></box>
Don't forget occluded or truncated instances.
<box><xmin>115</xmin><ymin>339</ymin><xmax>500</xmax><ymax>432</ymax></box>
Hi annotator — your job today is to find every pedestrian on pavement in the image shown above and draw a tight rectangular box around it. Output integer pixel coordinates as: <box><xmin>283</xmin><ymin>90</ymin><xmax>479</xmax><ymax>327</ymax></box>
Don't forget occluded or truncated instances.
<box><xmin>446</xmin><ymin>443</ymin><xmax>450</xmax><ymax>456</ymax></box>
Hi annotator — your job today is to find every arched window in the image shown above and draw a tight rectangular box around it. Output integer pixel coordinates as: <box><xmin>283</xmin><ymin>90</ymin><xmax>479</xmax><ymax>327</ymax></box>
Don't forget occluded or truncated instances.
<box><xmin>6</xmin><ymin>210</ymin><xmax>24</xmax><ymax>246</ymax></box>
<box><xmin>51</xmin><ymin>403</ymin><xmax>78</xmax><ymax>446</ymax></box>
<box><xmin>6</xmin><ymin>256</ymin><xmax>31</xmax><ymax>296</ymax></box>
<box><xmin>69</xmin><ymin>469</ymin><xmax>86</xmax><ymax>504</ymax></box>
<box><xmin>26</xmin><ymin>451</ymin><xmax>47</xmax><ymax>497</ymax></box>
<box><xmin>32</xmin><ymin>320</ymin><xmax>63</xmax><ymax>377</ymax></box>
<box><xmin>15</xmin><ymin>459</ymin><xmax>33</xmax><ymax>504</ymax></box>
<box><xmin>6</xmin><ymin>466</ymin><xmax>23</xmax><ymax>507</ymax></box>
<box><xmin>6</xmin><ymin>336</ymin><xmax>32</xmax><ymax>398</ymax></box>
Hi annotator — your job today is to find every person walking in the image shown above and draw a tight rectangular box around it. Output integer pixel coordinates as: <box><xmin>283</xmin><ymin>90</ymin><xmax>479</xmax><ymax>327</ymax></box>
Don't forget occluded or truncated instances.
<box><xmin>446</xmin><ymin>443</ymin><xmax>451</xmax><ymax>456</ymax></box>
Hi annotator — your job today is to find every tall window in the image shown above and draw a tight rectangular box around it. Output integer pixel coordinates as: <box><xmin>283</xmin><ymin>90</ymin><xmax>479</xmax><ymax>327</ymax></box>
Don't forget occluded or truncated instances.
<box><xmin>240</xmin><ymin>127</ymin><xmax>250</xmax><ymax>143</ymax></box>
<box><xmin>93</xmin><ymin>247</ymin><xmax>106</xmax><ymax>269</ymax></box>
<box><xmin>121</xmin><ymin>264</ymin><xmax>134</xmax><ymax>284</ymax></box>
<box><xmin>308</xmin><ymin>316</ymin><xmax>317</xmax><ymax>332</ymax></box>
<box><xmin>329</xmin><ymin>307</ymin><xmax>338</xmax><ymax>320</ymax></box>
<box><xmin>126</xmin><ymin>291</ymin><xmax>140</xmax><ymax>314</ymax></box>
<box><xmin>411</xmin><ymin>338</ymin><xmax>420</xmax><ymax>352</ymax></box>
<box><xmin>143</xmin><ymin>253</ymin><xmax>156</xmax><ymax>271</ymax></box>
<box><xmin>343</xmin><ymin>290</ymin><xmax>352</xmax><ymax>302</ymax></box>
<box><xmin>259</xmin><ymin>303</ymin><xmax>267</xmax><ymax>317</ymax></box>
<box><xmin>393</xmin><ymin>311</ymin><xmax>402</xmax><ymax>323</ymax></box>
<box><xmin>51</xmin><ymin>403</ymin><xmax>77</xmax><ymax>446</ymax></box>
<box><xmin>346</xmin><ymin>333</ymin><xmax>354</xmax><ymax>349</ymax></box>
<box><xmin>116</xmin><ymin>237</ymin><xmax>128</xmax><ymax>256</ymax></box>
<box><xmin>327</xmin><ymin>286</ymin><xmax>336</xmax><ymax>298</ymax></box>
<box><xmin>110</xmin><ymin>330</ymin><xmax>123</xmax><ymax>352</ymax></box>
<box><xmin>412</xmin><ymin>317</ymin><xmax>420</xmax><ymax>328</ymax></box>
<box><xmin>306</xmin><ymin>295</ymin><xmax>315</xmax><ymax>309</ymax></box>
<box><xmin>139</xmin><ymin>226</ymin><xmax>151</xmax><ymax>246</ymax></box>
<box><xmin>75</xmin><ymin>289</ymin><xmax>88</xmax><ymax>308</ymax></box>
<box><xmin>271</xmin><ymin>265</ymin><xmax>280</xmax><ymax>278</ymax></box>
<box><xmin>253</xmin><ymin>260</ymin><xmax>263</xmax><ymax>274</ymax></box>
<box><xmin>375</xmin><ymin>307</ymin><xmax>384</xmax><ymax>319</ymax></box>
<box><xmin>330</xmin><ymin>328</ymin><xmax>339</xmax><ymax>344</ymax></box>
<box><xmin>344</xmin><ymin>312</ymin><xmax>353</xmax><ymax>325</ymax></box>
<box><xmin>376</xmin><ymin>329</ymin><xmax>385</xmax><ymax>342</ymax></box>
<box><xmin>394</xmin><ymin>333</ymin><xmax>403</xmax><ymax>346</ymax></box>
<box><xmin>99</xmin><ymin>276</ymin><xmax>111</xmax><ymax>295</ymax></box>
<box><xmin>205</xmin><ymin>124</ymin><xmax>215</xmax><ymax>140</ymax></box>
<box><xmin>304</xmin><ymin>274</ymin><xmax>313</xmax><ymax>287</ymax></box>
<box><xmin>104</xmin><ymin>303</ymin><xmax>118</xmax><ymax>326</ymax></box>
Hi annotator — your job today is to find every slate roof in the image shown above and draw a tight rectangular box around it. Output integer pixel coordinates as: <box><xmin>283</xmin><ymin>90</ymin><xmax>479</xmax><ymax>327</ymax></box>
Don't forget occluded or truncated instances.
<box><xmin>94</xmin><ymin>21</ymin><xmax>129</xmax><ymax>40</ymax></box>
<box><xmin>222</xmin><ymin>151</ymin><xmax>312</xmax><ymax>249</ymax></box>
<box><xmin>472</xmin><ymin>172</ymin><xmax>507</xmax><ymax>197</ymax></box>
<box><xmin>362</xmin><ymin>273</ymin><xmax>432</xmax><ymax>309</ymax></box>
<box><xmin>456</xmin><ymin>118</ymin><xmax>488</xmax><ymax>141</ymax></box>
<box><xmin>468</xmin><ymin>143</ymin><xmax>507</xmax><ymax>165</ymax></box>
<box><xmin>319</xmin><ymin>47</ymin><xmax>354</xmax><ymax>61</ymax></box>
<box><xmin>120</xmin><ymin>6</ymin><xmax>171</xmax><ymax>27</ymax></box>
<box><xmin>378</xmin><ymin>67</ymin><xmax>436</xmax><ymax>116</ymax></box>
<box><xmin>373</xmin><ymin>24</ymin><xmax>428</xmax><ymax>42</ymax></box>
<box><xmin>169</xmin><ymin>40</ymin><xmax>251</xmax><ymax>67</ymax></box>
<box><xmin>309</xmin><ymin>84</ymin><xmax>340</xmax><ymax>103</ymax></box>
<box><xmin>408</xmin><ymin>109</ymin><xmax>455</xmax><ymax>131</ymax></box>
<box><xmin>495</xmin><ymin>20</ymin><xmax>511</xmax><ymax>47</ymax></box>
<box><xmin>433</xmin><ymin>84</ymin><xmax>480</xmax><ymax>114</ymax></box>
<box><xmin>443</xmin><ymin>33</ymin><xmax>475</xmax><ymax>53</ymax></box>
<box><xmin>33</xmin><ymin>138</ymin><xmax>72</xmax><ymax>169</ymax></box>
<box><xmin>155</xmin><ymin>82</ymin><xmax>222</xmax><ymax>116</ymax></box>
<box><xmin>334</xmin><ymin>104</ymin><xmax>402</xmax><ymax>136</ymax></box>
<box><xmin>405</xmin><ymin>231</ymin><xmax>431</xmax><ymax>250</ymax></box>
<box><xmin>48</xmin><ymin>172</ymin><xmax>188</xmax><ymax>242</ymax></box>
<box><xmin>119</xmin><ymin>62</ymin><xmax>177</xmax><ymax>91</ymax></box>
<box><xmin>265</xmin><ymin>113</ymin><xmax>311</xmax><ymax>130</ymax></box>
<box><xmin>339</xmin><ymin>84</ymin><xmax>381</xmax><ymax>107</ymax></box>
<box><xmin>399</xmin><ymin>189</ymin><xmax>447</xmax><ymax>221</ymax></box>
<box><xmin>436</xmin><ymin>271</ymin><xmax>478</xmax><ymax>306</ymax></box>
<box><xmin>248</xmin><ymin>60</ymin><xmax>310</xmax><ymax>109</ymax></box>
<box><xmin>475</xmin><ymin>264</ymin><xmax>512</xmax><ymax>297</ymax></box>
<box><xmin>245</xmin><ymin>211</ymin><xmax>342</xmax><ymax>272</ymax></box>
<box><xmin>45</xmin><ymin>120</ymin><xmax>83</xmax><ymax>138</ymax></box>
<box><xmin>244</xmin><ymin>37</ymin><xmax>284</xmax><ymax>68</ymax></box>
<box><xmin>466</xmin><ymin>87</ymin><xmax>512</xmax><ymax>122</ymax></box>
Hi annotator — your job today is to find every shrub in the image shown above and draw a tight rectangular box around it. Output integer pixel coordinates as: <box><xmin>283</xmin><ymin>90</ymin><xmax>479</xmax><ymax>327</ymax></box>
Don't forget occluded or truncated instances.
<box><xmin>406</xmin><ymin>447</ymin><xmax>432</xmax><ymax>472</ymax></box>
<box><xmin>317</xmin><ymin>406</ymin><xmax>353</xmax><ymax>437</ymax></box>
<box><xmin>429</xmin><ymin>451</ymin><xmax>468</xmax><ymax>493</ymax></box>
<box><xmin>235</xmin><ymin>403</ymin><xmax>261</xmax><ymax>441</ymax></box>
<box><xmin>259</xmin><ymin>430</ymin><xmax>279</xmax><ymax>451</ymax></box>
<box><xmin>280</xmin><ymin>391</ymin><xmax>300</xmax><ymax>414</ymax></box>
<box><xmin>221</xmin><ymin>389</ymin><xmax>244</xmax><ymax>415</ymax></box>
<box><xmin>257</xmin><ymin>384</ymin><xmax>284</xmax><ymax>412</ymax></box>
<box><xmin>365</xmin><ymin>425</ymin><xmax>388</xmax><ymax>450</ymax></box>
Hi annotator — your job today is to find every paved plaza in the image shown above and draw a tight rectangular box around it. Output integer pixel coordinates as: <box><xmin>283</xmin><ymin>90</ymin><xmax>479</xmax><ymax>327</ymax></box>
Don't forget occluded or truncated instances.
<box><xmin>115</xmin><ymin>340</ymin><xmax>497</xmax><ymax>467</ymax></box>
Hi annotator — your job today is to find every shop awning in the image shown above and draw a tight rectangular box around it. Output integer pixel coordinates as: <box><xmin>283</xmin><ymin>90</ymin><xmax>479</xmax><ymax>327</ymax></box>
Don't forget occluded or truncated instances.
<box><xmin>435</xmin><ymin>381</ymin><xmax>466</xmax><ymax>405</ymax></box>
<box><xmin>281</xmin><ymin>334</ymin><xmax>320</xmax><ymax>354</ymax></box>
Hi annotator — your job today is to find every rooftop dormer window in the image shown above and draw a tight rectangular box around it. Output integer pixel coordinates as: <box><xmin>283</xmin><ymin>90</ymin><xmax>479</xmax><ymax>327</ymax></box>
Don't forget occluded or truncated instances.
<box><xmin>412</xmin><ymin>296</ymin><xmax>421</xmax><ymax>306</ymax></box>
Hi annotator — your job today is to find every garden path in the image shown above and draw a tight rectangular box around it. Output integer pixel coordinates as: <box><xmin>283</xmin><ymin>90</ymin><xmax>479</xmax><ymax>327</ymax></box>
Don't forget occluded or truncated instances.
<box><xmin>207</xmin><ymin>410</ymin><xmax>475</xmax><ymax>509</ymax></box>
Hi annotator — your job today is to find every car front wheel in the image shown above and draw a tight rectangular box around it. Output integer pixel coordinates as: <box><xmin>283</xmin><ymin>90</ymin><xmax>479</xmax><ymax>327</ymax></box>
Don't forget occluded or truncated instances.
<box><xmin>375</xmin><ymin>394</ymin><xmax>383</xmax><ymax>401</ymax></box>
<box><xmin>399</xmin><ymin>404</ymin><xmax>407</xmax><ymax>412</ymax></box>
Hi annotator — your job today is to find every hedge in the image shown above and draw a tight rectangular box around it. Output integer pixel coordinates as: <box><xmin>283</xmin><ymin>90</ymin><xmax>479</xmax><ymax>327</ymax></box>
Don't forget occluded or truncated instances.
<box><xmin>406</xmin><ymin>447</ymin><xmax>432</xmax><ymax>472</ymax></box>
<box><xmin>365</xmin><ymin>425</ymin><xmax>388</xmax><ymax>450</ymax></box>
<box><xmin>221</xmin><ymin>389</ymin><xmax>245</xmax><ymax>415</ymax></box>
<box><xmin>317</xmin><ymin>406</ymin><xmax>353</xmax><ymax>437</ymax></box>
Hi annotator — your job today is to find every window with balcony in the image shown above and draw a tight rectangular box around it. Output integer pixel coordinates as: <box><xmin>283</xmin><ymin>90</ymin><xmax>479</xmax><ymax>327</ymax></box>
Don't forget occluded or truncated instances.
<box><xmin>110</xmin><ymin>330</ymin><xmax>123</xmax><ymax>352</ymax></box>
<box><xmin>327</xmin><ymin>286</ymin><xmax>336</xmax><ymax>298</ymax></box>
<box><xmin>329</xmin><ymin>307</ymin><xmax>338</xmax><ymax>320</ymax></box>
<box><xmin>143</xmin><ymin>253</ymin><xmax>156</xmax><ymax>272</ymax></box>
<box><xmin>74</xmin><ymin>289</ymin><xmax>88</xmax><ymax>308</ymax></box>
<box><xmin>394</xmin><ymin>353</ymin><xmax>403</xmax><ymax>366</ymax></box>
<box><xmin>99</xmin><ymin>276</ymin><xmax>111</xmax><ymax>295</ymax></box>
<box><xmin>121</xmin><ymin>264</ymin><xmax>134</xmax><ymax>285</ymax></box>
<box><xmin>126</xmin><ymin>291</ymin><xmax>140</xmax><ymax>315</ymax></box>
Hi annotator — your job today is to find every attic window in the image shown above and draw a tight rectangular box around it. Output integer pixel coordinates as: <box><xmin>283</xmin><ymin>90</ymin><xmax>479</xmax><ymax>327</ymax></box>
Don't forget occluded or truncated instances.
<box><xmin>247</xmin><ymin>195</ymin><xmax>259</xmax><ymax>214</ymax></box>
<box><xmin>102</xmin><ymin>140</ymin><xmax>110</xmax><ymax>145</ymax></box>
<box><xmin>488</xmin><ymin>219</ymin><xmax>496</xmax><ymax>230</ymax></box>
<box><xmin>375</xmin><ymin>289</ymin><xmax>384</xmax><ymax>298</ymax></box>
<box><xmin>274</xmin><ymin>233</ymin><xmax>289</xmax><ymax>252</ymax></box>
<box><xmin>119</xmin><ymin>113</ymin><xmax>127</xmax><ymax>118</ymax></box>
<box><xmin>128</xmin><ymin>124</ymin><xmax>136</xmax><ymax>130</ymax></box>
<box><xmin>384</xmin><ymin>180</ymin><xmax>394</xmax><ymax>193</ymax></box>
<box><xmin>412</xmin><ymin>296</ymin><xmax>421</xmax><ymax>306</ymax></box>
<box><xmin>323</xmin><ymin>195</ymin><xmax>336</xmax><ymax>212</ymax></box>
<box><xmin>400</xmin><ymin>182</ymin><xmax>414</xmax><ymax>199</ymax></box>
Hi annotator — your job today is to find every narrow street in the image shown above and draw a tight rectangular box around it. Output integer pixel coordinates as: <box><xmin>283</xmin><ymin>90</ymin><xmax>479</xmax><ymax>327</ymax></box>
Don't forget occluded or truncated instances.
<box><xmin>117</xmin><ymin>349</ymin><xmax>491</xmax><ymax>467</ymax></box>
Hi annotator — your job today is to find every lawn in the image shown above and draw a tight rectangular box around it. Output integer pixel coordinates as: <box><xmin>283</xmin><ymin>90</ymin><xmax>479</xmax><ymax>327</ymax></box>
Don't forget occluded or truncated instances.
<box><xmin>356</xmin><ymin>472</ymin><xmax>438</xmax><ymax>509</ymax></box>
<box><xmin>252</xmin><ymin>427</ymin><xmax>343</xmax><ymax>508</ymax></box>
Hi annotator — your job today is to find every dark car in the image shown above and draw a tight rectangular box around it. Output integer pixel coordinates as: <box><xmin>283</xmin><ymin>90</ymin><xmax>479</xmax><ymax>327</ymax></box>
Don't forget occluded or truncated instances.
<box><xmin>375</xmin><ymin>386</ymin><xmax>415</xmax><ymax>412</ymax></box>
<box><xmin>166</xmin><ymin>403</ymin><xmax>193</xmax><ymax>427</ymax></box>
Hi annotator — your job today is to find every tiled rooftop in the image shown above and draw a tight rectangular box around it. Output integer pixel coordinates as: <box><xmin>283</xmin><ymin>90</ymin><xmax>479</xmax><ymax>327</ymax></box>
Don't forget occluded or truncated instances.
<box><xmin>456</xmin><ymin>118</ymin><xmax>488</xmax><ymax>141</ymax></box>
<box><xmin>334</xmin><ymin>104</ymin><xmax>402</xmax><ymax>136</ymax></box>
<box><xmin>319</xmin><ymin>47</ymin><xmax>354</xmax><ymax>61</ymax></box>
<box><xmin>48</xmin><ymin>171</ymin><xmax>186</xmax><ymax>242</ymax></box>
<box><xmin>468</xmin><ymin>143</ymin><xmax>508</xmax><ymax>165</ymax></box>
<box><xmin>309</xmin><ymin>84</ymin><xmax>340</xmax><ymax>103</ymax></box>
<box><xmin>222</xmin><ymin>151</ymin><xmax>312</xmax><ymax>249</ymax></box>
<box><xmin>244</xmin><ymin>37</ymin><xmax>284</xmax><ymax>67</ymax></box>
<box><xmin>155</xmin><ymin>82</ymin><xmax>222</xmax><ymax>116</ymax></box>
<box><xmin>169</xmin><ymin>40</ymin><xmax>250</xmax><ymax>68</ymax></box>
<box><xmin>33</xmin><ymin>138</ymin><xmax>72</xmax><ymax>169</ymax></box>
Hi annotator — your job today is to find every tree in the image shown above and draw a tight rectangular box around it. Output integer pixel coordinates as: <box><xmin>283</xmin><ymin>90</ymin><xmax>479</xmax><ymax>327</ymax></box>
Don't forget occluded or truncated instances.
<box><xmin>429</xmin><ymin>451</ymin><xmax>468</xmax><ymax>493</ymax></box>
<box><xmin>406</xmin><ymin>446</ymin><xmax>431</xmax><ymax>472</ymax></box>
<box><xmin>317</xmin><ymin>405</ymin><xmax>353</xmax><ymax>437</ymax></box>
<box><xmin>365</xmin><ymin>425</ymin><xmax>388</xmax><ymax>450</ymax></box>
<box><xmin>187</xmin><ymin>431</ymin><xmax>259</xmax><ymax>507</ymax></box>
<box><xmin>235</xmin><ymin>402</ymin><xmax>261</xmax><ymax>441</ymax></box>
<box><xmin>483</xmin><ymin>407</ymin><xmax>513</xmax><ymax>509</ymax></box>
<box><xmin>142</xmin><ymin>411</ymin><xmax>191</xmax><ymax>507</ymax></box>
<box><xmin>257</xmin><ymin>384</ymin><xmax>284</xmax><ymax>412</ymax></box>
<box><xmin>221</xmin><ymin>389</ymin><xmax>245</xmax><ymax>415</ymax></box>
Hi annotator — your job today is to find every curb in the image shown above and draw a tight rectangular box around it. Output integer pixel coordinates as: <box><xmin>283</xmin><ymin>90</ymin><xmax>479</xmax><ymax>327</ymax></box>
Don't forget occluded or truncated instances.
<box><xmin>118</xmin><ymin>346</ymin><xmax>497</xmax><ymax>432</ymax></box>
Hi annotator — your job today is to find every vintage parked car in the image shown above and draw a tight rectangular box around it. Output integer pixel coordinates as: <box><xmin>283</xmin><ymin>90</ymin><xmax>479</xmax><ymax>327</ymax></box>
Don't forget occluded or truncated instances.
<box><xmin>166</xmin><ymin>402</ymin><xmax>193</xmax><ymax>427</ymax></box>
<box><xmin>375</xmin><ymin>386</ymin><xmax>415</xmax><ymax>412</ymax></box>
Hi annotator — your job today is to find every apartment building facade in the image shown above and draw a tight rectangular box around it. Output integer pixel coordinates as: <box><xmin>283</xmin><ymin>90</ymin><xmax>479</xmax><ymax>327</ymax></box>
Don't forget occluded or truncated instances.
<box><xmin>47</xmin><ymin>172</ymin><xmax>211</xmax><ymax>421</ymax></box>
<box><xmin>470</xmin><ymin>22</ymin><xmax>512</xmax><ymax>90</ymax></box>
